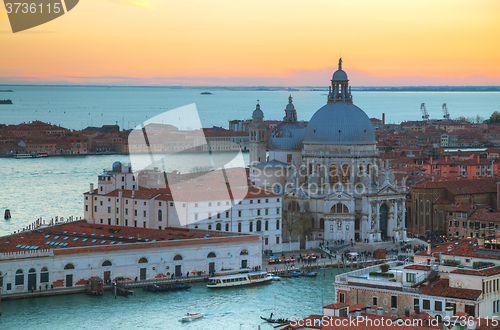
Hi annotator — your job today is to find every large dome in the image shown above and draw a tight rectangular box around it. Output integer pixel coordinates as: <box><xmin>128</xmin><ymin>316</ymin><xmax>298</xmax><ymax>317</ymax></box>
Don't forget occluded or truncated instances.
<box><xmin>268</xmin><ymin>122</ymin><xmax>305</xmax><ymax>150</ymax></box>
<box><xmin>304</xmin><ymin>103</ymin><xmax>376</xmax><ymax>143</ymax></box>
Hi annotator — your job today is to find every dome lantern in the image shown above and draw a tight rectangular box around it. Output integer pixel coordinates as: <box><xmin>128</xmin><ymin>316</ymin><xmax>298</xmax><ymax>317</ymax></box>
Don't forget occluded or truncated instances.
<box><xmin>328</xmin><ymin>58</ymin><xmax>352</xmax><ymax>104</ymax></box>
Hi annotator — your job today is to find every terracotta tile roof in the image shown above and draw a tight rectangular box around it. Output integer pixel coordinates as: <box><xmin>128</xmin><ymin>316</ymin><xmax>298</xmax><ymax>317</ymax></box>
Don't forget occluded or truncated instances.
<box><xmin>413</xmin><ymin>177</ymin><xmax>499</xmax><ymax>195</ymax></box>
<box><xmin>323</xmin><ymin>302</ymin><xmax>348</xmax><ymax>309</ymax></box>
<box><xmin>451</xmin><ymin>265</ymin><xmax>500</xmax><ymax>276</ymax></box>
<box><xmin>419</xmin><ymin>279</ymin><xmax>482</xmax><ymax>300</ymax></box>
<box><xmin>433</xmin><ymin>197</ymin><xmax>453</xmax><ymax>205</ymax></box>
<box><xmin>0</xmin><ymin>220</ymin><xmax>241</xmax><ymax>254</ymax></box>
<box><xmin>404</xmin><ymin>265</ymin><xmax>430</xmax><ymax>271</ymax></box>
<box><xmin>348</xmin><ymin>303</ymin><xmax>367</xmax><ymax>310</ymax></box>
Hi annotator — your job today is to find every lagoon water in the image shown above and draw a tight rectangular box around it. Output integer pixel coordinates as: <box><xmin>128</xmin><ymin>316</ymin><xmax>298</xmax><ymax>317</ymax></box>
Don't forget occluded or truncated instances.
<box><xmin>1</xmin><ymin>86</ymin><xmax>499</xmax><ymax>328</ymax></box>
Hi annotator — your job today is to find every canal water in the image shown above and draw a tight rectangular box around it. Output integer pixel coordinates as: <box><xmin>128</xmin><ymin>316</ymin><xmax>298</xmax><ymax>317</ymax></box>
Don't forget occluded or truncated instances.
<box><xmin>0</xmin><ymin>268</ymin><xmax>338</xmax><ymax>330</ymax></box>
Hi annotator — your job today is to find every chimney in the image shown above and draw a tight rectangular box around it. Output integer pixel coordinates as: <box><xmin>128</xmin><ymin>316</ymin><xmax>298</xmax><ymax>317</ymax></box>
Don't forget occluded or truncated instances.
<box><xmin>430</xmin><ymin>157</ymin><xmax>433</xmax><ymax>164</ymax></box>
<box><xmin>445</xmin><ymin>307</ymin><xmax>453</xmax><ymax>320</ymax></box>
<box><xmin>377</xmin><ymin>307</ymin><xmax>384</xmax><ymax>315</ymax></box>
<box><xmin>414</xmin><ymin>304</ymin><xmax>420</xmax><ymax>314</ymax></box>
<box><xmin>382</xmin><ymin>113</ymin><xmax>385</xmax><ymax>125</ymax></box>
<box><xmin>404</xmin><ymin>307</ymin><xmax>410</xmax><ymax>317</ymax></box>
<box><xmin>90</xmin><ymin>183</ymin><xmax>94</xmax><ymax>193</ymax></box>
<box><xmin>477</xmin><ymin>156</ymin><xmax>480</xmax><ymax>164</ymax></box>
<box><xmin>478</xmin><ymin>238</ymin><xmax>485</xmax><ymax>248</ymax></box>
<box><xmin>427</xmin><ymin>240</ymin><xmax>432</xmax><ymax>255</ymax></box>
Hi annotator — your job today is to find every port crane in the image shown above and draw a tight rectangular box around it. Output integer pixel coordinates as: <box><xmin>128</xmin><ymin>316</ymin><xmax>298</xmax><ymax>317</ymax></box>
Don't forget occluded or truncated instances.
<box><xmin>420</xmin><ymin>103</ymin><xmax>429</xmax><ymax>121</ymax></box>
<box><xmin>442</xmin><ymin>103</ymin><xmax>450</xmax><ymax>120</ymax></box>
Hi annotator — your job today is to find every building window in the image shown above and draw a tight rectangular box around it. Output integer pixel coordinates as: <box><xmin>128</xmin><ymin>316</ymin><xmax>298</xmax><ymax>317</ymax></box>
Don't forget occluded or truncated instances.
<box><xmin>249</xmin><ymin>222</ymin><xmax>253</xmax><ymax>232</ymax></box>
<box><xmin>265</xmin><ymin>237</ymin><xmax>268</xmax><ymax>245</ymax></box>
<box><xmin>435</xmin><ymin>301</ymin><xmax>442</xmax><ymax>311</ymax></box>
<box><xmin>94</xmin><ymin>206</ymin><xmax>97</xmax><ymax>212</ymax></box>
<box><xmin>158</xmin><ymin>210</ymin><xmax>162</xmax><ymax>222</ymax></box>
<box><xmin>406</xmin><ymin>273</ymin><xmax>416</xmax><ymax>282</ymax></box>
<box><xmin>135</xmin><ymin>210</ymin><xmax>137</xmax><ymax>216</ymax></box>
<box><xmin>265</xmin><ymin>209</ymin><xmax>269</xmax><ymax>215</ymax></box>
<box><xmin>208</xmin><ymin>224</ymin><xmax>212</xmax><ymax>230</ymax></box>
<box><xmin>216</xmin><ymin>223</ymin><xmax>221</xmax><ymax>231</ymax></box>
<box><xmin>85</xmin><ymin>205</ymin><xmax>88</xmax><ymax>212</ymax></box>
<box><xmin>339</xmin><ymin>292</ymin><xmax>345</xmax><ymax>303</ymax></box>
<box><xmin>108</xmin><ymin>207</ymin><xmax>111</xmax><ymax>213</ymax></box>
<box><xmin>277</xmin><ymin>208</ymin><xmax>280</xmax><ymax>214</ymax></box>
<box><xmin>276</xmin><ymin>236</ymin><xmax>280</xmax><ymax>244</ymax></box>
<box><xmin>143</xmin><ymin>210</ymin><xmax>147</xmax><ymax>217</ymax></box>
<box><xmin>226</xmin><ymin>211</ymin><xmax>229</xmax><ymax>218</ymax></box>
<box><xmin>256</xmin><ymin>220</ymin><xmax>262</xmax><ymax>231</ymax></box>
<box><xmin>276</xmin><ymin>220</ymin><xmax>280</xmax><ymax>230</ymax></box>
<box><xmin>257</xmin><ymin>209</ymin><xmax>261</xmax><ymax>216</ymax></box>
<box><xmin>40</xmin><ymin>267</ymin><xmax>49</xmax><ymax>283</ymax></box>
<box><xmin>391</xmin><ymin>296</ymin><xmax>398</xmax><ymax>309</ymax></box>
<box><xmin>15</xmin><ymin>269</ymin><xmax>24</xmax><ymax>285</ymax></box>
<box><xmin>250</xmin><ymin>200</ymin><xmax>253</xmax><ymax>204</ymax></box>
<box><xmin>238</xmin><ymin>223</ymin><xmax>242</xmax><ymax>232</ymax></box>
<box><xmin>265</xmin><ymin>220</ymin><xmax>269</xmax><ymax>231</ymax></box>
<box><xmin>238</xmin><ymin>210</ymin><xmax>242</xmax><ymax>217</ymax></box>
<box><xmin>287</xmin><ymin>154</ymin><xmax>292</xmax><ymax>163</ymax></box>
<box><xmin>225</xmin><ymin>223</ymin><xmax>229</xmax><ymax>231</ymax></box>
<box><xmin>372</xmin><ymin>297</ymin><xmax>378</xmax><ymax>306</ymax></box>
<box><xmin>422</xmin><ymin>299</ymin><xmax>430</xmax><ymax>310</ymax></box>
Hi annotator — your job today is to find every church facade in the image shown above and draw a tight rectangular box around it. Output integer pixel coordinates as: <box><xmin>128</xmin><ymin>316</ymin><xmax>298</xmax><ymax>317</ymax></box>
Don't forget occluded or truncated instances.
<box><xmin>249</xmin><ymin>60</ymin><xmax>407</xmax><ymax>245</ymax></box>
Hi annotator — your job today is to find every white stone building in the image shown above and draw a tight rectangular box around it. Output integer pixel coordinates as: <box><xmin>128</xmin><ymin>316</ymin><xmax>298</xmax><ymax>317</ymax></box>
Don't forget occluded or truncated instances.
<box><xmin>0</xmin><ymin>221</ymin><xmax>261</xmax><ymax>295</ymax></box>
<box><xmin>84</xmin><ymin>163</ymin><xmax>283</xmax><ymax>252</ymax></box>
<box><xmin>249</xmin><ymin>60</ymin><xmax>407</xmax><ymax>245</ymax></box>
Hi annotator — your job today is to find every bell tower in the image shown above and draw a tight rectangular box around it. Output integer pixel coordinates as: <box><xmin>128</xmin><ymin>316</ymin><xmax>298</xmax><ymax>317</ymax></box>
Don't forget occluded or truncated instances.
<box><xmin>249</xmin><ymin>101</ymin><xmax>267</xmax><ymax>166</ymax></box>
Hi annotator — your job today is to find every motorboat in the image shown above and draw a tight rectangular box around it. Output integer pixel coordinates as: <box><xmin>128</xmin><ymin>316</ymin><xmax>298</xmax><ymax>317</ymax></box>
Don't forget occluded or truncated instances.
<box><xmin>207</xmin><ymin>270</ymin><xmax>272</xmax><ymax>288</ymax></box>
<box><xmin>266</xmin><ymin>273</ymin><xmax>280</xmax><ymax>281</ymax></box>
<box><xmin>260</xmin><ymin>316</ymin><xmax>289</xmax><ymax>324</ymax></box>
<box><xmin>182</xmin><ymin>313</ymin><xmax>204</xmax><ymax>322</ymax></box>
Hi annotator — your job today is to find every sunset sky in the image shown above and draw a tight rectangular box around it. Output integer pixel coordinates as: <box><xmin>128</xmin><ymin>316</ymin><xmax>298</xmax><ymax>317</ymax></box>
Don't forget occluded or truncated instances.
<box><xmin>1</xmin><ymin>0</ymin><xmax>499</xmax><ymax>86</ymax></box>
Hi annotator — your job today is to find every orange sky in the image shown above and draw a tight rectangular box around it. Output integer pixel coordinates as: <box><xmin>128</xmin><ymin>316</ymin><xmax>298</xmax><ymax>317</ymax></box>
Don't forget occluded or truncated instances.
<box><xmin>1</xmin><ymin>0</ymin><xmax>499</xmax><ymax>86</ymax></box>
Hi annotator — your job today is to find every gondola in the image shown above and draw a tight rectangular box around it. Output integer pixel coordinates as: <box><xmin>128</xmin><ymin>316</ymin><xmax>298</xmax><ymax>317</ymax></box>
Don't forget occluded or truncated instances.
<box><xmin>260</xmin><ymin>316</ymin><xmax>289</xmax><ymax>324</ymax></box>
<box><xmin>144</xmin><ymin>283</ymin><xmax>191</xmax><ymax>292</ymax></box>
<box><xmin>302</xmin><ymin>271</ymin><xmax>318</xmax><ymax>277</ymax></box>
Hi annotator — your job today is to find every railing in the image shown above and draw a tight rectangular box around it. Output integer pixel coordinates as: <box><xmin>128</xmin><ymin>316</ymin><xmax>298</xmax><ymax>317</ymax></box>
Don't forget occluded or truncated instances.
<box><xmin>0</xmin><ymin>249</ymin><xmax>54</xmax><ymax>260</ymax></box>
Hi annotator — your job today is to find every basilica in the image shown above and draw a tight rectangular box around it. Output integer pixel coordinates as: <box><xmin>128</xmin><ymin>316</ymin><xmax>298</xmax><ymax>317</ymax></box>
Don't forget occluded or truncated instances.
<box><xmin>249</xmin><ymin>60</ymin><xmax>407</xmax><ymax>245</ymax></box>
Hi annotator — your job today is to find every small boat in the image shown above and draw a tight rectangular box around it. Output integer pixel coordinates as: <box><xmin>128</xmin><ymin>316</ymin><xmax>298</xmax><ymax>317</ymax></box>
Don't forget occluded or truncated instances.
<box><xmin>260</xmin><ymin>316</ymin><xmax>289</xmax><ymax>324</ymax></box>
<box><xmin>144</xmin><ymin>282</ymin><xmax>191</xmax><ymax>292</ymax></box>
<box><xmin>200</xmin><ymin>92</ymin><xmax>212</xmax><ymax>95</ymax></box>
<box><xmin>302</xmin><ymin>271</ymin><xmax>318</xmax><ymax>277</ymax></box>
<box><xmin>0</xmin><ymin>99</ymin><xmax>12</xmax><ymax>104</ymax></box>
<box><xmin>182</xmin><ymin>313</ymin><xmax>204</xmax><ymax>322</ymax></box>
<box><xmin>279</xmin><ymin>271</ymin><xmax>301</xmax><ymax>278</ymax></box>
<box><xmin>266</xmin><ymin>273</ymin><xmax>280</xmax><ymax>281</ymax></box>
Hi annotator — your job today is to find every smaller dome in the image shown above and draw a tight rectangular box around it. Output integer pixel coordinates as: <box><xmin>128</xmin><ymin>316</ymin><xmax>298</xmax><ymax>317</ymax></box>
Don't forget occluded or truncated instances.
<box><xmin>112</xmin><ymin>161</ymin><xmax>122</xmax><ymax>172</ymax></box>
<box><xmin>333</xmin><ymin>69</ymin><xmax>348</xmax><ymax>81</ymax></box>
<box><xmin>268</xmin><ymin>122</ymin><xmax>305</xmax><ymax>151</ymax></box>
<box><xmin>285</xmin><ymin>102</ymin><xmax>295</xmax><ymax>111</ymax></box>
<box><xmin>252</xmin><ymin>103</ymin><xmax>263</xmax><ymax>118</ymax></box>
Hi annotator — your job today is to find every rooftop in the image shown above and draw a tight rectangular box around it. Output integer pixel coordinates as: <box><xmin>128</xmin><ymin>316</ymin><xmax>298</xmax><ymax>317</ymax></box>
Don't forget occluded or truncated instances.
<box><xmin>0</xmin><ymin>220</ymin><xmax>251</xmax><ymax>255</ymax></box>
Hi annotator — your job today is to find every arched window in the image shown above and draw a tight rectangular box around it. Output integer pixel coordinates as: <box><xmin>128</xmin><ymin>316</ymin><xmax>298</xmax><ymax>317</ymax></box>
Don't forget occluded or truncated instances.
<box><xmin>265</xmin><ymin>220</ymin><xmax>269</xmax><ymax>231</ymax></box>
<box><xmin>320</xmin><ymin>218</ymin><xmax>325</xmax><ymax>230</ymax></box>
<box><xmin>40</xmin><ymin>267</ymin><xmax>49</xmax><ymax>283</ymax></box>
<box><xmin>208</xmin><ymin>224</ymin><xmax>212</xmax><ymax>230</ymax></box>
<box><xmin>102</xmin><ymin>260</ymin><xmax>112</xmax><ymax>267</ymax></box>
<box><xmin>249</xmin><ymin>222</ymin><xmax>253</xmax><ymax>232</ymax></box>
<box><xmin>256</xmin><ymin>220</ymin><xmax>262</xmax><ymax>231</ymax></box>
<box><xmin>216</xmin><ymin>223</ymin><xmax>222</xmax><ymax>231</ymax></box>
<box><xmin>330</xmin><ymin>203</ymin><xmax>349</xmax><ymax>214</ymax></box>
<box><xmin>15</xmin><ymin>269</ymin><xmax>24</xmax><ymax>285</ymax></box>
<box><xmin>158</xmin><ymin>210</ymin><xmax>162</xmax><ymax>222</ymax></box>
<box><xmin>174</xmin><ymin>254</ymin><xmax>183</xmax><ymax>261</ymax></box>
<box><xmin>425</xmin><ymin>201</ymin><xmax>430</xmax><ymax>226</ymax></box>
<box><xmin>342</xmin><ymin>164</ymin><xmax>350</xmax><ymax>183</ymax></box>
<box><xmin>276</xmin><ymin>220</ymin><xmax>280</xmax><ymax>230</ymax></box>
<box><xmin>367</xmin><ymin>164</ymin><xmax>372</xmax><ymax>176</ymax></box>
<box><xmin>330</xmin><ymin>165</ymin><xmax>338</xmax><ymax>183</ymax></box>
<box><xmin>64</xmin><ymin>264</ymin><xmax>75</xmax><ymax>270</ymax></box>
<box><xmin>288</xmin><ymin>201</ymin><xmax>300</xmax><ymax>212</ymax></box>
<box><xmin>238</xmin><ymin>223</ymin><xmax>242</xmax><ymax>232</ymax></box>
<box><xmin>29</xmin><ymin>268</ymin><xmax>36</xmax><ymax>273</ymax></box>
<box><xmin>359</xmin><ymin>164</ymin><xmax>365</xmax><ymax>177</ymax></box>
<box><xmin>240</xmin><ymin>249</ymin><xmax>249</xmax><ymax>255</ymax></box>
<box><xmin>207</xmin><ymin>252</ymin><xmax>216</xmax><ymax>258</ymax></box>
<box><xmin>138</xmin><ymin>257</ymin><xmax>148</xmax><ymax>264</ymax></box>
<box><xmin>225</xmin><ymin>223</ymin><xmax>229</xmax><ymax>231</ymax></box>
<box><xmin>419</xmin><ymin>200</ymin><xmax>424</xmax><ymax>226</ymax></box>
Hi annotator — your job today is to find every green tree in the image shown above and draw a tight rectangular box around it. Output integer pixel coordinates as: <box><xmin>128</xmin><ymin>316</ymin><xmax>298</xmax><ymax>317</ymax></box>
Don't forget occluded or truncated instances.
<box><xmin>488</xmin><ymin>111</ymin><xmax>500</xmax><ymax>124</ymax></box>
